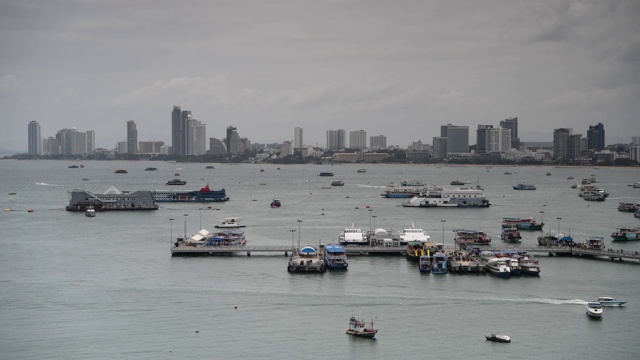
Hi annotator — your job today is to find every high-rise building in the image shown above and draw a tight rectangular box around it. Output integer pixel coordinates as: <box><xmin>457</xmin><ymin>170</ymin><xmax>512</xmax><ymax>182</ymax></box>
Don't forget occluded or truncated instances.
<box><xmin>568</xmin><ymin>134</ymin><xmax>585</xmax><ymax>160</ymax></box>
<box><xmin>86</xmin><ymin>130</ymin><xmax>95</xmax><ymax>154</ymax></box>
<box><xmin>326</xmin><ymin>129</ymin><xmax>346</xmax><ymax>150</ymax></box>
<box><xmin>28</xmin><ymin>120</ymin><xmax>41</xmax><ymax>155</ymax></box>
<box><xmin>56</xmin><ymin>128</ymin><xmax>87</xmax><ymax>155</ymax></box>
<box><xmin>192</xmin><ymin>120</ymin><xmax>206</xmax><ymax>155</ymax></box>
<box><xmin>476</xmin><ymin>124</ymin><xmax>493</xmax><ymax>153</ymax></box>
<box><xmin>117</xmin><ymin>141</ymin><xmax>128</xmax><ymax>154</ymax></box>
<box><xmin>432</xmin><ymin>137</ymin><xmax>447</xmax><ymax>160</ymax></box>
<box><xmin>226</xmin><ymin>126</ymin><xmax>238</xmax><ymax>154</ymax></box>
<box><xmin>209</xmin><ymin>138</ymin><xmax>226</xmax><ymax>155</ymax></box>
<box><xmin>281</xmin><ymin>141</ymin><xmax>294</xmax><ymax>157</ymax></box>
<box><xmin>370</xmin><ymin>135</ymin><xmax>387</xmax><ymax>149</ymax></box>
<box><xmin>43</xmin><ymin>137</ymin><xmax>60</xmax><ymax>155</ymax></box>
<box><xmin>443</xmin><ymin>124</ymin><xmax>469</xmax><ymax>154</ymax></box>
<box><xmin>349</xmin><ymin>130</ymin><xmax>367</xmax><ymax>149</ymax></box>
<box><xmin>500</xmin><ymin>117</ymin><xmax>519</xmax><ymax>149</ymax></box>
<box><xmin>632</xmin><ymin>136</ymin><xmax>640</xmax><ymax>145</ymax></box>
<box><xmin>127</xmin><ymin>120</ymin><xmax>138</xmax><ymax>154</ymax></box>
<box><xmin>486</xmin><ymin>127</ymin><xmax>511</xmax><ymax>153</ymax></box>
<box><xmin>553</xmin><ymin>128</ymin><xmax>573</xmax><ymax>160</ymax></box>
<box><xmin>294</xmin><ymin>127</ymin><xmax>303</xmax><ymax>149</ymax></box>
<box><xmin>138</xmin><ymin>141</ymin><xmax>165</xmax><ymax>154</ymax></box>
<box><xmin>587</xmin><ymin>123</ymin><xmax>605</xmax><ymax>151</ymax></box>
<box><xmin>171</xmin><ymin>106</ymin><xmax>183</xmax><ymax>155</ymax></box>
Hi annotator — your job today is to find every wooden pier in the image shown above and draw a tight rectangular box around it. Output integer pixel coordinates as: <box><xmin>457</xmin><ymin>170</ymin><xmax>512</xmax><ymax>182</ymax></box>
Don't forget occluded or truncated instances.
<box><xmin>171</xmin><ymin>244</ymin><xmax>640</xmax><ymax>263</ymax></box>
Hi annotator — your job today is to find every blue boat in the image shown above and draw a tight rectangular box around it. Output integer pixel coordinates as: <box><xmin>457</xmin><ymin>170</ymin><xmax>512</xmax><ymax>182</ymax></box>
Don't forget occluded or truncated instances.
<box><xmin>431</xmin><ymin>252</ymin><xmax>448</xmax><ymax>274</ymax></box>
<box><xmin>419</xmin><ymin>255</ymin><xmax>431</xmax><ymax>274</ymax></box>
<box><xmin>152</xmin><ymin>184</ymin><xmax>229</xmax><ymax>202</ymax></box>
<box><xmin>324</xmin><ymin>245</ymin><xmax>349</xmax><ymax>270</ymax></box>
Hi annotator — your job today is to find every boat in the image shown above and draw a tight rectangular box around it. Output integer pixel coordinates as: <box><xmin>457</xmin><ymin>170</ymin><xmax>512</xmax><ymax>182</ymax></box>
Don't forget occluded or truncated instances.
<box><xmin>450</xmin><ymin>180</ymin><xmax>465</xmax><ymax>186</ymax></box>
<box><xmin>579</xmin><ymin>185</ymin><xmax>609</xmax><ymax>198</ymax></box>
<box><xmin>270</xmin><ymin>199</ymin><xmax>281</xmax><ymax>208</ymax></box>
<box><xmin>68</xmin><ymin>165</ymin><xmax>79</xmax><ymax>168</ymax></box>
<box><xmin>402</xmin><ymin>187</ymin><xmax>491</xmax><ymax>208</ymax></box>
<box><xmin>501</xmin><ymin>217</ymin><xmax>544</xmax><ymax>231</ymax></box>
<box><xmin>214</xmin><ymin>217</ymin><xmax>246</xmax><ymax>229</ymax></box>
<box><xmin>357</xmin><ymin>169</ymin><xmax>366</xmax><ymax>173</ymax></box>
<box><xmin>586</xmin><ymin>302</ymin><xmax>603</xmax><ymax>318</ymax></box>
<box><xmin>485</xmin><ymin>334</ymin><xmax>511</xmax><ymax>343</ymax></box>
<box><xmin>166</xmin><ymin>179</ymin><xmax>187</xmax><ymax>186</ymax></box>
<box><xmin>66</xmin><ymin>186</ymin><xmax>158</xmax><ymax>212</ymax></box>
<box><xmin>518</xmin><ymin>255</ymin><xmax>541</xmax><ymax>276</ymax></box>
<box><xmin>398</xmin><ymin>223</ymin><xmax>430</xmax><ymax>245</ymax></box>
<box><xmin>144</xmin><ymin>167</ymin><xmax>157</xmax><ymax>171</ymax></box>
<box><xmin>611</xmin><ymin>227</ymin><xmax>640</xmax><ymax>241</ymax></box>
<box><xmin>635</xmin><ymin>209</ymin><xmax>640</xmax><ymax>219</ymax></box>
<box><xmin>319</xmin><ymin>172</ymin><xmax>334</xmax><ymax>177</ymax></box>
<box><xmin>507</xmin><ymin>257</ymin><xmax>522</xmax><ymax>276</ymax></box>
<box><xmin>537</xmin><ymin>233</ymin><xmax>574</xmax><ymax>246</ymax></box>
<box><xmin>82</xmin><ymin>178</ymin><xmax>89</xmax><ymax>181</ymax></box>
<box><xmin>405</xmin><ymin>241</ymin><xmax>426</xmax><ymax>261</ymax></box>
<box><xmin>381</xmin><ymin>187</ymin><xmax>422</xmax><ymax>198</ymax></box>
<box><xmin>594</xmin><ymin>297</ymin><xmax>626</xmax><ymax>306</ymax></box>
<box><xmin>631</xmin><ymin>182</ymin><xmax>640</xmax><ymax>188</ymax></box>
<box><xmin>501</xmin><ymin>227</ymin><xmax>522</xmax><ymax>243</ymax></box>
<box><xmin>85</xmin><ymin>207</ymin><xmax>96</xmax><ymax>217</ymax></box>
<box><xmin>287</xmin><ymin>246</ymin><xmax>325</xmax><ymax>273</ymax></box>
<box><xmin>419</xmin><ymin>255</ymin><xmax>431</xmax><ymax>273</ymax></box>
<box><xmin>346</xmin><ymin>316</ymin><xmax>378</xmax><ymax>338</ymax></box>
<box><xmin>454</xmin><ymin>229</ymin><xmax>492</xmax><ymax>246</ymax></box>
<box><xmin>584</xmin><ymin>193</ymin><xmax>606</xmax><ymax>201</ymax></box>
<box><xmin>503</xmin><ymin>172</ymin><xmax>512</xmax><ymax>175</ymax></box>
<box><xmin>324</xmin><ymin>244</ymin><xmax>349</xmax><ymax>270</ymax></box>
<box><xmin>401</xmin><ymin>180</ymin><xmax>426</xmax><ymax>187</ymax></box>
<box><xmin>546</xmin><ymin>172</ymin><xmax>551</xmax><ymax>176</ymax></box>
<box><xmin>431</xmin><ymin>252</ymin><xmax>448</xmax><ymax>274</ymax></box>
<box><xmin>331</xmin><ymin>180</ymin><xmax>345</xmax><ymax>186</ymax></box>
<box><xmin>583</xmin><ymin>236</ymin><xmax>605</xmax><ymax>251</ymax></box>
<box><xmin>567</xmin><ymin>176</ymin><xmax>574</xmax><ymax>180</ymax></box>
<box><xmin>114</xmin><ymin>169</ymin><xmax>128</xmax><ymax>174</ymax></box>
<box><xmin>205</xmin><ymin>166</ymin><xmax>215</xmax><ymax>169</ymax></box>
<box><xmin>152</xmin><ymin>185</ymin><xmax>229</xmax><ymax>202</ymax></box>
<box><xmin>617</xmin><ymin>203</ymin><xmax>639</xmax><ymax>212</ymax></box>
<box><xmin>179</xmin><ymin>229</ymin><xmax>247</xmax><ymax>247</ymax></box>
<box><xmin>513</xmin><ymin>183</ymin><xmax>536</xmax><ymax>190</ymax></box>
<box><xmin>339</xmin><ymin>224</ymin><xmax>368</xmax><ymax>246</ymax></box>
<box><xmin>485</xmin><ymin>258</ymin><xmax>511</xmax><ymax>278</ymax></box>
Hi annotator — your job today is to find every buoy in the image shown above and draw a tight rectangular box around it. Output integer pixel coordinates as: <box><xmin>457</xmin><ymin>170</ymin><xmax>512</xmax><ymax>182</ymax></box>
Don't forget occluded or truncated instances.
<box><xmin>234</xmin><ymin>305</ymin><xmax>238</xmax><ymax>309</ymax></box>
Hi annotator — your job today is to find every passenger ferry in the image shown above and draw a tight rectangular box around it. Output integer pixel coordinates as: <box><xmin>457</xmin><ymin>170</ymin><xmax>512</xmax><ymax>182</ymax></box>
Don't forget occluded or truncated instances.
<box><xmin>454</xmin><ymin>229</ymin><xmax>492</xmax><ymax>246</ymax></box>
<box><xmin>339</xmin><ymin>224</ymin><xmax>368</xmax><ymax>245</ymax></box>
<box><xmin>617</xmin><ymin>202</ymin><xmax>640</xmax><ymax>212</ymax></box>
<box><xmin>611</xmin><ymin>227</ymin><xmax>640</xmax><ymax>241</ymax></box>
<box><xmin>66</xmin><ymin>186</ymin><xmax>158</xmax><ymax>211</ymax></box>
<box><xmin>485</xmin><ymin>258</ymin><xmax>511</xmax><ymax>278</ymax></box>
<box><xmin>501</xmin><ymin>217</ymin><xmax>544</xmax><ymax>231</ymax></box>
<box><xmin>381</xmin><ymin>187</ymin><xmax>422</xmax><ymax>198</ymax></box>
<box><xmin>152</xmin><ymin>185</ymin><xmax>229</xmax><ymax>202</ymax></box>
<box><xmin>513</xmin><ymin>183</ymin><xmax>536</xmax><ymax>190</ymax></box>
<box><xmin>501</xmin><ymin>227</ymin><xmax>522</xmax><ymax>243</ymax></box>
<box><xmin>324</xmin><ymin>245</ymin><xmax>349</xmax><ymax>270</ymax></box>
<box><xmin>397</xmin><ymin>223</ymin><xmax>430</xmax><ymax>245</ymax></box>
<box><xmin>517</xmin><ymin>255</ymin><xmax>541</xmax><ymax>276</ymax></box>
<box><xmin>402</xmin><ymin>187</ymin><xmax>490</xmax><ymax>208</ymax></box>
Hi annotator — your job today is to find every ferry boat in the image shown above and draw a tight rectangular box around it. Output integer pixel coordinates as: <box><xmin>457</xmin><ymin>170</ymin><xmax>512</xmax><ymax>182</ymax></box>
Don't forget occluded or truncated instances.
<box><xmin>66</xmin><ymin>186</ymin><xmax>158</xmax><ymax>212</ymax></box>
<box><xmin>450</xmin><ymin>180</ymin><xmax>465</xmax><ymax>186</ymax></box>
<box><xmin>594</xmin><ymin>297</ymin><xmax>626</xmax><ymax>306</ymax></box>
<box><xmin>318</xmin><ymin>172</ymin><xmax>334</xmax><ymax>177</ymax></box>
<box><xmin>180</xmin><ymin>229</ymin><xmax>246</xmax><ymax>247</ymax></box>
<box><xmin>166</xmin><ymin>179</ymin><xmax>187</xmax><ymax>186</ymax></box>
<box><xmin>401</xmin><ymin>180</ymin><xmax>426</xmax><ymax>187</ymax></box>
<box><xmin>507</xmin><ymin>257</ymin><xmax>522</xmax><ymax>276</ymax></box>
<box><xmin>485</xmin><ymin>258</ymin><xmax>511</xmax><ymax>278</ymax></box>
<box><xmin>611</xmin><ymin>227</ymin><xmax>640</xmax><ymax>241</ymax></box>
<box><xmin>618</xmin><ymin>202</ymin><xmax>640</xmax><ymax>212</ymax></box>
<box><xmin>346</xmin><ymin>316</ymin><xmax>377</xmax><ymax>338</ymax></box>
<box><xmin>287</xmin><ymin>246</ymin><xmax>326</xmax><ymax>273</ymax></box>
<box><xmin>579</xmin><ymin>185</ymin><xmax>609</xmax><ymax>198</ymax></box>
<box><xmin>214</xmin><ymin>217</ymin><xmax>246</xmax><ymax>228</ymax></box>
<box><xmin>339</xmin><ymin>224</ymin><xmax>368</xmax><ymax>246</ymax></box>
<box><xmin>501</xmin><ymin>217</ymin><xmax>544</xmax><ymax>231</ymax></box>
<box><xmin>518</xmin><ymin>255</ymin><xmax>541</xmax><ymax>276</ymax></box>
<box><xmin>584</xmin><ymin>193</ymin><xmax>606</xmax><ymax>201</ymax></box>
<box><xmin>583</xmin><ymin>236</ymin><xmax>605</xmax><ymax>250</ymax></box>
<box><xmin>324</xmin><ymin>244</ymin><xmax>349</xmax><ymax>270</ymax></box>
<box><xmin>405</xmin><ymin>241</ymin><xmax>426</xmax><ymax>261</ymax></box>
<box><xmin>513</xmin><ymin>183</ymin><xmax>536</xmax><ymax>190</ymax></box>
<box><xmin>586</xmin><ymin>302</ymin><xmax>603</xmax><ymax>319</ymax></box>
<box><xmin>152</xmin><ymin>185</ymin><xmax>229</xmax><ymax>202</ymax></box>
<box><xmin>419</xmin><ymin>255</ymin><xmax>431</xmax><ymax>273</ymax></box>
<box><xmin>501</xmin><ymin>227</ymin><xmax>522</xmax><ymax>243</ymax></box>
<box><xmin>402</xmin><ymin>187</ymin><xmax>491</xmax><ymax>208</ymax></box>
<box><xmin>398</xmin><ymin>223</ymin><xmax>430</xmax><ymax>245</ymax></box>
<box><xmin>431</xmin><ymin>252</ymin><xmax>448</xmax><ymax>274</ymax></box>
<box><xmin>381</xmin><ymin>187</ymin><xmax>421</xmax><ymax>198</ymax></box>
<box><xmin>454</xmin><ymin>229</ymin><xmax>492</xmax><ymax>246</ymax></box>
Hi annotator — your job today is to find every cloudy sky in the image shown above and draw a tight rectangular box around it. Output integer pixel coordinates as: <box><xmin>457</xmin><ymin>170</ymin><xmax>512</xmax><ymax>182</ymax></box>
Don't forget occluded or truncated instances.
<box><xmin>1</xmin><ymin>0</ymin><xmax>639</xmax><ymax>151</ymax></box>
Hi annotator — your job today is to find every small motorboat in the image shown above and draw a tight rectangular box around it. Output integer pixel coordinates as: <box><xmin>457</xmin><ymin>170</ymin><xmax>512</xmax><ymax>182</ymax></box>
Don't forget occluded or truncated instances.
<box><xmin>166</xmin><ymin>179</ymin><xmax>187</xmax><ymax>186</ymax></box>
<box><xmin>114</xmin><ymin>169</ymin><xmax>128</xmax><ymax>174</ymax></box>
<box><xmin>586</xmin><ymin>302</ymin><xmax>603</xmax><ymax>318</ymax></box>
<box><xmin>346</xmin><ymin>316</ymin><xmax>378</xmax><ymax>338</ymax></box>
<box><xmin>85</xmin><ymin>207</ymin><xmax>96</xmax><ymax>217</ymax></box>
<box><xmin>331</xmin><ymin>180</ymin><xmax>345</xmax><ymax>186</ymax></box>
<box><xmin>270</xmin><ymin>199</ymin><xmax>281</xmax><ymax>208</ymax></box>
<box><xmin>485</xmin><ymin>334</ymin><xmax>511</xmax><ymax>343</ymax></box>
<box><xmin>595</xmin><ymin>297</ymin><xmax>626</xmax><ymax>306</ymax></box>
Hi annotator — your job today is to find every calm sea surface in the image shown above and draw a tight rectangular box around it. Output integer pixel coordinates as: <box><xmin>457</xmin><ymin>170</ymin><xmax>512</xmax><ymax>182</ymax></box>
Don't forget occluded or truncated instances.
<box><xmin>1</xmin><ymin>160</ymin><xmax>640</xmax><ymax>359</ymax></box>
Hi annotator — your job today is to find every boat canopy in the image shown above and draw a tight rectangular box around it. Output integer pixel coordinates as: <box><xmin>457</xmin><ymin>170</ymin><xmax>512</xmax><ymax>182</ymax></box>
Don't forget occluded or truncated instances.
<box><xmin>300</xmin><ymin>246</ymin><xmax>317</xmax><ymax>254</ymax></box>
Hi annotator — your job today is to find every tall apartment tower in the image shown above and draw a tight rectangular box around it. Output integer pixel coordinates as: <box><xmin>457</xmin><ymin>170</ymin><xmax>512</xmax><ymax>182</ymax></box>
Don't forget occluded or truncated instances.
<box><xmin>171</xmin><ymin>106</ymin><xmax>183</xmax><ymax>155</ymax></box>
<box><xmin>369</xmin><ymin>135</ymin><xmax>387</xmax><ymax>149</ymax></box>
<box><xmin>86</xmin><ymin>130</ymin><xmax>95</xmax><ymax>154</ymax></box>
<box><xmin>553</xmin><ymin>128</ymin><xmax>573</xmax><ymax>160</ymax></box>
<box><xmin>486</xmin><ymin>127</ymin><xmax>511</xmax><ymax>153</ymax></box>
<box><xmin>28</xmin><ymin>120</ymin><xmax>41</xmax><ymax>155</ymax></box>
<box><xmin>127</xmin><ymin>120</ymin><xmax>138</xmax><ymax>154</ymax></box>
<box><xmin>587</xmin><ymin>123</ymin><xmax>605</xmax><ymax>151</ymax></box>
<box><xmin>443</xmin><ymin>124</ymin><xmax>469</xmax><ymax>154</ymax></box>
<box><xmin>476</xmin><ymin>125</ymin><xmax>493</xmax><ymax>153</ymax></box>
<box><xmin>349</xmin><ymin>130</ymin><xmax>367</xmax><ymax>149</ymax></box>
<box><xmin>432</xmin><ymin>137</ymin><xmax>447</xmax><ymax>160</ymax></box>
<box><xmin>294</xmin><ymin>127</ymin><xmax>303</xmax><ymax>149</ymax></box>
<box><xmin>226</xmin><ymin>126</ymin><xmax>239</xmax><ymax>154</ymax></box>
<box><xmin>326</xmin><ymin>129</ymin><xmax>346</xmax><ymax>150</ymax></box>
<box><xmin>500</xmin><ymin>117</ymin><xmax>519</xmax><ymax>149</ymax></box>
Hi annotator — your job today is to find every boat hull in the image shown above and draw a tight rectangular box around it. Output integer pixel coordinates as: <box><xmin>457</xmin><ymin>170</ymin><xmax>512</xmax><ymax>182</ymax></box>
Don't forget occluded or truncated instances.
<box><xmin>346</xmin><ymin>330</ymin><xmax>377</xmax><ymax>338</ymax></box>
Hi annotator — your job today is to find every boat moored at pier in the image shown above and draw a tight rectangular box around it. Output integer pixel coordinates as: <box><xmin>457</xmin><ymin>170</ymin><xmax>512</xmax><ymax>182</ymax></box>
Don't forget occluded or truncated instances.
<box><xmin>454</xmin><ymin>229</ymin><xmax>492</xmax><ymax>246</ymax></box>
<box><xmin>431</xmin><ymin>252</ymin><xmax>448</xmax><ymax>274</ymax></box>
<box><xmin>214</xmin><ymin>217</ymin><xmax>246</xmax><ymax>228</ymax></box>
<box><xmin>339</xmin><ymin>224</ymin><xmax>368</xmax><ymax>246</ymax></box>
<box><xmin>419</xmin><ymin>255</ymin><xmax>431</xmax><ymax>273</ymax></box>
<box><xmin>397</xmin><ymin>223</ymin><xmax>430</xmax><ymax>245</ymax></box>
<box><xmin>485</xmin><ymin>258</ymin><xmax>511</xmax><ymax>278</ymax></box>
<box><xmin>324</xmin><ymin>244</ymin><xmax>349</xmax><ymax>270</ymax></box>
<box><xmin>287</xmin><ymin>246</ymin><xmax>326</xmax><ymax>273</ymax></box>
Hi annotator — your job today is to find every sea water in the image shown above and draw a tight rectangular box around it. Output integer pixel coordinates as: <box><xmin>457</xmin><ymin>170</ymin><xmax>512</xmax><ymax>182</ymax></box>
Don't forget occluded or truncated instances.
<box><xmin>1</xmin><ymin>160</ymin><xmax>639</xmax><ymax>359</ymax></box>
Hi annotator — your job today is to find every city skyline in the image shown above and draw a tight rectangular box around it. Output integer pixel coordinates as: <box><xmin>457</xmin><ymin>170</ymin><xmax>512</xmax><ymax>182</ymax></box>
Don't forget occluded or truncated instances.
<box><xmin>2</xmin><ymin>1</ymin><xmax>639</xmax><ymax>151</ymax></box>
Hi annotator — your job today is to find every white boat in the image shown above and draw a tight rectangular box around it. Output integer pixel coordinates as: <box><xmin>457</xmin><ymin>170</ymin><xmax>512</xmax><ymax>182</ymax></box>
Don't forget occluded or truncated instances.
<box><xmin>595</xmin><ymin>297</ymin><xmax>626</xmax><ymax>306</ymax></box>
<box><xmin>214</xmin><ymin>217</ymin><xmax>246</xmax><ymax>228</ymax></box>
<box><xmin>485</xmin><ymin>334</ymin><xmax>511</xmax><ymax>343</ymax></box>
<box><xmin>402</xmin><ymin>187</ymin><xmax>491</xmax><ymax>208</ymax></box>
<box><xmin>485</xmin><ymin>258</ymin><xmax>511</xmax><ymax>278</ymax></box>
<box><xmin>586</xmin><ymin>302</ymin><xmax>603</xmax><ymax>318</ymax></box>
<box><xmin>85</xmin><ymin>207</ymin><xmax>96</xmax><ymax>217</ymax></box>
<box><xmin>398</xmin><ymin>223</ymin><xmax>430</xmax><ymax>245</ymax></box>
<box><xmin>518</xmin><ymin>256</ymin><xmax>541</xmax><ymax>276</ymax></box>
<box><xmin>339</xmin><ymin>224</ymin><xmax>368</xmax><ymax>246</ymax></box>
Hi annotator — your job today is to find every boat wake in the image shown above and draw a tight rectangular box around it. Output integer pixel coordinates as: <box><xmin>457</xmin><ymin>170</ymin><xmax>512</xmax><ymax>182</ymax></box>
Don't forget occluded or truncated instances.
<box><xmin>356</xmin><ymin>184</ymin><xmax>386</xmax><ymax>189</ymax></box>
<box><xmin>485</xmin><ymin>297</ymin><xmax>588</xmax><ymax>306</ymax></box>
<box><xmin>35</xmin><ymin>182</ymin><xmax>64</xmax><ymax>186</ymax></box>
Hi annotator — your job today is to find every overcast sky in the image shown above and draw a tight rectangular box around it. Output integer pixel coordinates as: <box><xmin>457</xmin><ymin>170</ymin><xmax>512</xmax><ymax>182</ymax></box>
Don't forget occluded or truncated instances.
<box><xmin>1</xmin><ymin>0</ymin><xmax>639</xmax><ymax>151</ymax></box>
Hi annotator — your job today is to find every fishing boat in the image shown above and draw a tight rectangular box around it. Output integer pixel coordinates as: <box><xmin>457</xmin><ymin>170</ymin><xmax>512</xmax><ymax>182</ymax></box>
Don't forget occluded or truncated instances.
<box><xmin>85</xmin><ymin>207</ymin><xmax>96</xmax><ymax>217</ymax></box>
<box><xmin>346</xmin><ymin>316</ymin><xmax>378</xmax><ymax>338</ymax></box>
<box><xmin>611</xmin><ymin>227</ymin><xmax>640</xmax><ymax>241</ymax></box>
<box><xmin>287</xmin><ymin>246</ymin><xmax>325</xmax><ymax>273</ymax></box>
<box><xmin>431</xmin><ymin>252</ymin><xmax>448</xmax><ymax>274</ymax></box>
<box><xmin>339</xmin><ymin>224</ymin><xmax>368</xmax><ymax>246</ymax></box>
<box><xmin>513</xmin><ymin>183</ymin><xmax>536</xmax><ymax>190</ymax></box>
<box><xmin>594</xmin><ymin>297</ymin><xmax>626</xmax><ymax>306</ymax></box>
<box><xmin>501</xmin><ymin>227</ymin><xmax>522</xmax><ymax>243</ymax></box>
<box><xmin>324</xmin><ymin>244</ymin><xmax>349</xmax><ymax>270</ymax></box>
<box><xmin>586</xmin><ymin>302</ymin><xmax>603</xmax><ymax>318</ymax></box>
<box><xmin>214</xmin><ymin>217</ymin><xmax>246</xmax><ymax>228</ymax></box>
<box><xmin>485</xmin><ymin>334</ymin><xmax>511</xmax><ymax>343</ymax></box>
<box><xmin>501</xmin><ymin>217</ymin><xmax>544</xmax><ymax>231</ymax></box>
<box><xmin>270</xmin><ymin>199</ymin><xmax>282</xmax><ymax>208</ymax></box>
<box><xmin>419</xmin><ymin>255</ymin><xmax>431</xmax><ymax>274</ymax></box>
<box><xmin>454</xmin><ymin>229</ymin><xmax>492</xmax><ymax>246</ymax></box>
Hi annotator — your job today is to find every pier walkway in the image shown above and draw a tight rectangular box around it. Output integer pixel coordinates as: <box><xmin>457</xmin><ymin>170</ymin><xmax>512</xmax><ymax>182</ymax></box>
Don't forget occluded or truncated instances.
<box><xmin>171</xmin><ymin>244</ymin><xmax>640</xmax><ymax>263</ymax></box>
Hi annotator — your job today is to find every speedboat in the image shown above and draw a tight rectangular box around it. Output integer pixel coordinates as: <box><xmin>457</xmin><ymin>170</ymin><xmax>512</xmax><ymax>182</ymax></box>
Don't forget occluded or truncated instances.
<box><xmin>346</xmin><ymin>316</ymin><xmax>378</xmax><ymax>338</ymax></box>
<box><xmin>485</xmin><ymin>334</ymin><xmax>511</xmax><ymax>343</ymax></box>
<box><xmin>214</xmin><ymin>217</ymin><xmax>246</xmax><ymax>229</ymax></box>
<box><xmin>595</xmin><ymin>297</ymin><xmax>626</xmax><ymax>306</ymax></box>
<box><xmin>586</xmin><ymin>302</ymin><xmax>603</xmax><ymax>318</ymax></box>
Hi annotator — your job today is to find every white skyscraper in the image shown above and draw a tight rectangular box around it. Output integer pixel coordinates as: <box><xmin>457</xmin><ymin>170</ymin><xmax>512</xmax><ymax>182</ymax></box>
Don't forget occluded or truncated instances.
<box><xmin>326</xmin><ymin>129</ymin><xmax>346</xmax><ymax>150</ymax></box>
<box><xmin>370</xmin><ymin>135</ymin><xmax>387</xmax><ymax>149</ymax></box>
<box><xmin>294</xmin><ymin>127</ymin><xmax>303</xmax><ymax>149</ymax></box>
<box><xmin>349</xmin><ymin>130</ymin><xmax>367</xmax><ymax>149</ymax></box>
<box><xmin>28</xmin><ymin>120</ymin><xmax>41</xmax><ymax>155</ymax></box>
<box><xmin>86</xmin><ymin>130</ymin><xmax>95</xmax><ymax>154</ymax></box>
